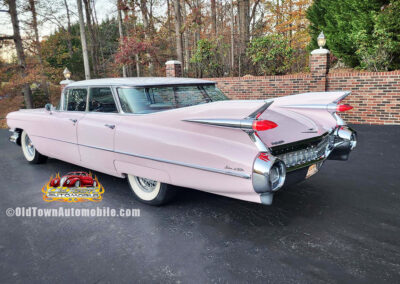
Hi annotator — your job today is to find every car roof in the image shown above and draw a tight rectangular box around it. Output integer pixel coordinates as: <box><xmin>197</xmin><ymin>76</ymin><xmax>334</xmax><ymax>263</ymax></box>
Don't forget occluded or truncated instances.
<box><xmin>66</xmin><ymin>77</ymin><xmax>216</xmax><ymax>88</ymax></box>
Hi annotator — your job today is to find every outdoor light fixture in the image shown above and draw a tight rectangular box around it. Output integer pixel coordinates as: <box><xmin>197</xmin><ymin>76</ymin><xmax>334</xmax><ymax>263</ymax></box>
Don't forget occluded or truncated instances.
<box><xmin>63</xmin><ymin>67</ymin><xmax>71</xmax><ymax>80</ymax></box>
<box><xmin>317</xmin><ymin>32</ymin><xmax>326</xmax><ymax>49</ymax></box>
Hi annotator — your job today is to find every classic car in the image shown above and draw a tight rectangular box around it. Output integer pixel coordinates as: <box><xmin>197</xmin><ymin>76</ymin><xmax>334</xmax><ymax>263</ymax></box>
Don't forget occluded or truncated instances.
<box><xmin>7</xmin><ymin>77</ymin><xmax>357</xmax><ymax>205</ymax></box>
<box><xmin>50</xmin><ymin>171</ymin><xmax>97</xmax><ymax>188</ymax></box>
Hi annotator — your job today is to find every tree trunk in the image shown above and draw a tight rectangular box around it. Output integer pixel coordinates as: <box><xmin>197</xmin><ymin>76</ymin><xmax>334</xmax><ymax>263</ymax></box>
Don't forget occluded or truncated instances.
<box><xmin>211</xmin><ymin>0</ymin><xmax>217</xmax><ymax>36</ymax></box>
<box><xmin>63</xmin><ymin>0</ymin><xmax>73</xmax><ymax>57</ymax></box>
<box><xmin>194</xmin><ymin>0</ymin><xmax>201</xmax><ymax>77</ymax></box>
<box><xmin>29</xmin><ymin>0</ymin><xmax>49</xmax><ymax>100</ymax></box>
<box><xmin>230</xmin><ymin>0</ymin><xmax>235</xmax><ymax>73</ymax></box>
<box><xmin>173</xmin><ymin>0</ymin><xmax>184</xmax><ymax>65</ymax></box>
<box><xmin>181</xmin><ymin>0</ymin><xmax>189</xmax><ymax>75</ymax></box>
<box><xmin>7</xmin><ymin>0</ymin><xmax>33</xmax><ymax>108</ymax></box>
<box><xmin>83</xmin><ymin>0</ymin><xmax>98</xmax><ymax>77</ymax></box>
<box><xmin>117</xmin><ymin>0</ymin><xmax>127</xmax><ymax>77</ymax></box>
<box><xmin>139</xmin><ymin>0</ymin><xmax>154</xmax><ymax>76</ymax></box>
<box><xmin>91</xmin><ymin>3</ymin><xmax>105</xmax><ymax>75</ymax></box>
<box><xmin>238</xmin><ymin>0</ymin><xmax>249</xmax><ymax>73</ymax></box>
<box><xmin>76</xmin><ymin>0</ymin><xmax>91</xmax><ymax>79</ymax></box>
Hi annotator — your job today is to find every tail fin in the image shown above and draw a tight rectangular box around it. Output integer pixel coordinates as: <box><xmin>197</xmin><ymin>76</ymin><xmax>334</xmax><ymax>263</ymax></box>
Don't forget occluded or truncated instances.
<box><xmin>272</xmin><ymin>91</ymin><xmax>351</xmax><ymax>108</ymax></box>
<box><xmin>271</xmin><ymin>91</ymin><xmax>352</xmax><ymax>125</ymax></box>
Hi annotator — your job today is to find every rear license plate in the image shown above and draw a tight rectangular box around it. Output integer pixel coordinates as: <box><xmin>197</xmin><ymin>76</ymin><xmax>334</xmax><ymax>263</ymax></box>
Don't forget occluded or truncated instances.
<box><xmin>306</xmin><ymin>164</ymin><xmax>318</xmax><ymax>179</ymax></box>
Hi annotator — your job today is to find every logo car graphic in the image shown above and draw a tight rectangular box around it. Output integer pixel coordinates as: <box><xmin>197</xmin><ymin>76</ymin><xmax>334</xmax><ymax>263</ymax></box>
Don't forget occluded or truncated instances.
<box><xmin>50</xmin><ymin>171</ymin><xmax>97</xmax><ymax>188</ymax></box>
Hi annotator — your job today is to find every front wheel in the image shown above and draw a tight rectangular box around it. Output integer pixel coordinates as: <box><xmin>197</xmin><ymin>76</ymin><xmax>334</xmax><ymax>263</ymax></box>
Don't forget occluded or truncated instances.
<box><xmin>21</xmin><ymin>130</ymin><xmax>47</xmax><ymax>164</ymax></box>
<box><xmin>127</xmin><ymin>175</ymin><xmax>176</xmax><ymax>206</ymax></box>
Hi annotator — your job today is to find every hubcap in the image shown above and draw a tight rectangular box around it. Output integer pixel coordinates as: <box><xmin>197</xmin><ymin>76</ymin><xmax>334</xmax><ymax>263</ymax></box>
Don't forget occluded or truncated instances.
<box><xmin>25</xmin><ymin>134</ymin><xmax>35</xmax><ymax>157</ymax></box>
<box><xmin>135</xmin><ymin>177</ymin><xmax>158</xmax><ymax>192</ymax></box>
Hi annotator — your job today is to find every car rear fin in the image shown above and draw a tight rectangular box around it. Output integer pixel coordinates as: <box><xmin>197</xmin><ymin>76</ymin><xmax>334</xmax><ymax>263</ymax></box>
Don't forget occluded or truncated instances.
<box><xmin>247</xmin><ymin>100</ymin><xmax>274</xmax><ymax>119</ymax></box>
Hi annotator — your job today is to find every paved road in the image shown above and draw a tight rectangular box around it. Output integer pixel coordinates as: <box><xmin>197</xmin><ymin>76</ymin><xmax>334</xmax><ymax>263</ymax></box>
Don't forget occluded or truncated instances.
<box><xmin>0</xmin><ymin>125</ymin><xmax>399</xmax><ymax>283</ymax></box>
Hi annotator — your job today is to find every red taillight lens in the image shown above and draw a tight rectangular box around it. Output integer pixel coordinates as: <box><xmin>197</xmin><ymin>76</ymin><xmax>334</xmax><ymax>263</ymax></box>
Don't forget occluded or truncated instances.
<box><xmin>336</xmin><ymin>104</ymin><xmax>353</xmax><ymax>112</ymax></box>
<box><xmin>252</xmin><ymin>120</ymin><xmax>278</xmax><ymax>131</ymax></box>
<box><xmin>258</xmin><ymin>153</ymin><xmax>270</xmax><ymax>162</ymax></box>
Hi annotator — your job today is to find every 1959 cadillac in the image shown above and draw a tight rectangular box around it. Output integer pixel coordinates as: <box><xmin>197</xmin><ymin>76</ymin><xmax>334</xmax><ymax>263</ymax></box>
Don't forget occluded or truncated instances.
<box><xmin>7</xmin><ymin>77</ymin><xmax>357</xmax><ymax>205</ymax></box>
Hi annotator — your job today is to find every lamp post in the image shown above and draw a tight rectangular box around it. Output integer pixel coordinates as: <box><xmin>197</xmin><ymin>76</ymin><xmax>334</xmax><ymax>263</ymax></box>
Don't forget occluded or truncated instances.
<box><xmin>63</xmin><ymin>67</ymin><xmax>71</xmax><ymax>80</ymax></box>
<box><xmin>60</xmin><ymin>67</ymin><xmax>74</xmax><ymax>91</ymax></box>
<box><xmin>317</xmin><ymin>32</ymin><xmax>326</xmax><ymax>49</ymax></box>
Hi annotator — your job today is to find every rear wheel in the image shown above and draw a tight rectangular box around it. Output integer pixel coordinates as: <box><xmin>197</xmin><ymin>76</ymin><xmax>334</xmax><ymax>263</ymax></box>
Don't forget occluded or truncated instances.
<box><xmin>127</xmin><ymin>175</ymin><xmax>175</xmax><ymax>206</ymax></box>
<box><xmin>21</xmin><ymin>130</ymin><xmax>47</xmax><ymax>164</ymax></box>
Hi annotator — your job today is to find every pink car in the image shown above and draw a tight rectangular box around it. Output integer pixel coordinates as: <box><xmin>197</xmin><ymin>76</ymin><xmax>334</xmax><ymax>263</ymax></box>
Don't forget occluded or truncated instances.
<box><xmin>7</xmin><ymin>77</ymin><xmax>357</xmax><ymax>205</ymax></box>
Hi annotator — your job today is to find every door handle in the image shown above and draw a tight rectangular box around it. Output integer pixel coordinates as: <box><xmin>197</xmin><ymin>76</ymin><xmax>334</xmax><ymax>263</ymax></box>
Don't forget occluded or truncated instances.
<box><xmin>105</xmin><ymin>124</ymin><xmax>115</xmax><ymax>129</ymax></box>
<box><xmin>69</xmin><ymin>118</ymin><xmax>77</xmax><ymax>124</ymax></box>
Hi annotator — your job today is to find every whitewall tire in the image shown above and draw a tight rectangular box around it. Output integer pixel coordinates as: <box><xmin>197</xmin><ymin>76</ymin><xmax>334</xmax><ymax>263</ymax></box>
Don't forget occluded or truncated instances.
<box><xmin>21</xmin><ymin>130</ymin><xmax>47</xmax><ymax>164</ymax></box>
<box><xmin>127</xmin><ymin>175</ymin><xmax>176</xmax><ymax>206</ymax></box>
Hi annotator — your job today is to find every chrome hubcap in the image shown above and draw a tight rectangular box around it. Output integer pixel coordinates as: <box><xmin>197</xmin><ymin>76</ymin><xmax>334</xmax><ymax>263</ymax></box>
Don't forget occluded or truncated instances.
<box><xmin>25</xmin><ymin>134</ymin><xmax>35</xmax><ymax>157</ymax></box>
<box><xmin>135</xmin><ymin>177</ymin><xmax>157</xmax><ymax>192</ymax></box>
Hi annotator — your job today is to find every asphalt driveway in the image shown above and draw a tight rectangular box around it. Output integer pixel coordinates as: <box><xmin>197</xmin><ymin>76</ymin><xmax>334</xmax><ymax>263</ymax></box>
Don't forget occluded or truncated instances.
<box><xmin>0</xmin><ymin>125</ymin><xmax>399</xmax><ymax>283</ymax></box>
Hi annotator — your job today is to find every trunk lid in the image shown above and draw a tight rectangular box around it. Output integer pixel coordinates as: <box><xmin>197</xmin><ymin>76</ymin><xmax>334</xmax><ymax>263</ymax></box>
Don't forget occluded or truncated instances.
<box><xmin>256</xmin><ymin>107</ymin><xmax>327</xmax><ymax>148</ymax></box>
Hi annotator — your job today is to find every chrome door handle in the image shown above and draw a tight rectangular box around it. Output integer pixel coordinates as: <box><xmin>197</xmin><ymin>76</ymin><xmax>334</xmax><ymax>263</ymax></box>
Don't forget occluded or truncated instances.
<box><xmin>105</xmin><ymin>124</ymin><xmax>115</xmax><ymax>129</ymax></box>
<box><xmin>69</xmin><ymin>119</ymin><xmax>77</xmax><ymax>123</ymax></box>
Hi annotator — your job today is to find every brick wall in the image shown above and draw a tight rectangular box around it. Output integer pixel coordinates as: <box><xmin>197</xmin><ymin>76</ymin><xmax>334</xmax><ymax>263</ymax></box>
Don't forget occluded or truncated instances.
<box><xmin>207</xmin><ymin>71</ymin><xmax>400</xmax><ymax>125</ymax></box>
<box><xmin>167</xmin><ymin>48</ymin><xmax>399</xmax><ymax>125</ymax></box>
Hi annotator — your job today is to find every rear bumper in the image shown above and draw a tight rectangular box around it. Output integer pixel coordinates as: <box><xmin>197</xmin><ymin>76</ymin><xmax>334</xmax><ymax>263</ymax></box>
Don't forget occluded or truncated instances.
<box><xmin>253</xmin><ymin>126</ymin><xmax>357</xmax><ymax>205</ymax></box>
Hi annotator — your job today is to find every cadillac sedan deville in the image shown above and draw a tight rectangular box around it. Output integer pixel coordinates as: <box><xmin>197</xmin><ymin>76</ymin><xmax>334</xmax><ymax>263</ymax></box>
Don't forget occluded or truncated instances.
<box><xmin>7</xmin><ymin>77</ymin><xmax>357</xmax><ymax>205</ymax></box>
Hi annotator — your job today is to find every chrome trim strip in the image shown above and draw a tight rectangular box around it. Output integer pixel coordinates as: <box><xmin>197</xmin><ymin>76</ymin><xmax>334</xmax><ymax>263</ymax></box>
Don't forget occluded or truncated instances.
<box><xmin>333</xmin><ymin>91</ymin><xmax>351</xmax><ymax>104</ymax></box>
<box><xmin>280</xmin><ymin>104</ymin><xmax>328</xmax><ymax>110</ymax></box>
<box><xmin>183</xmin><ymin>118</ymin><xmax>254</xmax><ymax>130</ymax></box>
<box><xmin>31</xmin><ymin>135</ymin><xmax>251</xmax><ymax>179</ymax></box>
<box><xmin>247</xmin><ymin>100</ymin><xmax>273</xmax><ymax>119</ymax></box>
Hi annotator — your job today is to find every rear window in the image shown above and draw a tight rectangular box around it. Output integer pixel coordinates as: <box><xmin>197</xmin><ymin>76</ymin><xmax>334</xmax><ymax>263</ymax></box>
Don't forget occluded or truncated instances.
<box><xmin>117</xmin><ymin>85</ymin><xmax>228</xmax><ymax>114</ymax></box>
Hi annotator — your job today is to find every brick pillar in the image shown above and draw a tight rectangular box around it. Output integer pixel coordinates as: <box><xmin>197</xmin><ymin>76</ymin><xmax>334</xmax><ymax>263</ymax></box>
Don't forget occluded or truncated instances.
<box><xmin>310</xmin><ymin>48</ymin><xmax>330</xmax><ymax>92</ymax></box>
<box><xmin>165</xmin><ymin>60</ymin><xmax>182</xmax><ymax>77</ymax></box>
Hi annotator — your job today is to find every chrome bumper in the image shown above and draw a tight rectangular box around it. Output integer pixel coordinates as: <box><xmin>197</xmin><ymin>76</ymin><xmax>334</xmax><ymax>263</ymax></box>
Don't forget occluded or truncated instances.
<box><xmin>9</xmin><ymin>129</ymin><xmax>20</xmax><ymax>145</ymax></box>
<box><xmin>253</xmin><ymin>126</ymin><xmax>357</xmax><ymax>205</ymax></box>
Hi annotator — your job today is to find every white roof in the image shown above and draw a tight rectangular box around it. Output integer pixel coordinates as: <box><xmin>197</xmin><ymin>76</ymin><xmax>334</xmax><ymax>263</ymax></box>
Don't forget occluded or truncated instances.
<box><xmin>67</xmin><ymin>77</ymin><xmax>215</xmax><ymax>87</ymax></box>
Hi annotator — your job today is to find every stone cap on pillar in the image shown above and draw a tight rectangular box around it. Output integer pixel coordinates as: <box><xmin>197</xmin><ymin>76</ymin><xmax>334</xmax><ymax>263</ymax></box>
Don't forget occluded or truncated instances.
<box><xmin>165</xmin><ymin>60</ymin><xmax>182</xmax><ymax>65</ymax></box>
<box><xmin>311</xmin><ymin>48</ymin><xmax>330</xmax><ymax>55</ymax></box>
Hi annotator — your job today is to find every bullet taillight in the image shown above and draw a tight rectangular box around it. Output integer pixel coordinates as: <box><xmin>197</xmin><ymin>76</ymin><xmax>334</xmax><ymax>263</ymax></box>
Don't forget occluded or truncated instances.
<box><xmin>252</xmin><ymin>120</ymin><xmax>278</xmax><ymax>131</ymax></box>
<box><xmin>336</xmin><ymin>104</ymin><xmax>353</xmax><ymax>112</ymax></box>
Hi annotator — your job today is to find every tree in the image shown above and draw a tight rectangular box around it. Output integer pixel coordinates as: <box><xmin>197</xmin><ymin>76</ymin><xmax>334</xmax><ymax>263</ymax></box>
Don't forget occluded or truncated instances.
<box><xmin>117</xmin><ymin>0</ymin><xmax>127</xmax><ymax>77</ymax></box>
<box><xmin>28</xmin><ymin>0</ymin><xmax>49</xmax><ymax>99</ymax></box>
<box><xmin>307</xmin><ymin>0</ymin><xmax>391</xmax><ymax>68</ymax></box>
<box><xmin>211</xmin><ymin>0</ymin><xmax>217</xmax><ymax>36</ymax></box>
<box><xmin>354</xmin><ymin>0</ymin><xmax>400</xmax><ymax>71</ymax></box>
<box><xmin>190</xmin><ymin>38</ymin><xmax>227</xmax><ymax>77</ymax></box>
<box><xmin>41</xmin><ymin>24</ymin><xmax>85</xmax><ymax>82</ymax></box>
<box><xmin>76</xmin><ymin>0</ymin><xmax>91</xmax><ymax>79</ymax></box>
<box><xmin>247</xmin><ymin>35</ymin><xmax>293</xmax><ymax>75</ymax></box>
<box><xmin>237</xmin><ymin>0</ymin><xmax>250</xmax><ymax>74</ymax></box>
<box><xmin>83</xmin><ymin>0</ymin><xmax>99</xmax><ymax>76</ymax></box>
<box><xmin>173</xmin><ymin>0</ymin><xmax>184</xmax><ymax>66</ymax></box>
<box><xmin>6</xmin><ymin>0</ymin><xmax>33</xmax><ymax>108</ymax></box>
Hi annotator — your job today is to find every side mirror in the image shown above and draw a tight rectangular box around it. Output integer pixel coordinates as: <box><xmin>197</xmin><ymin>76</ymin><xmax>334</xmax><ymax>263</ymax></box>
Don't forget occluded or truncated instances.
<box><xmin>45</xmin><ymin>103</ymin><xmax>53</xmax><ymax>113</ymax></box>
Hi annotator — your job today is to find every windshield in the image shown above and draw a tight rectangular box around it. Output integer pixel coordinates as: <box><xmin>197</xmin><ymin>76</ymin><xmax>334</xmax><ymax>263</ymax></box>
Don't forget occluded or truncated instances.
<box><xmin>117</xmin><ymin>85</ymin><xmax>228</xmax><ymax>114</ymax></box>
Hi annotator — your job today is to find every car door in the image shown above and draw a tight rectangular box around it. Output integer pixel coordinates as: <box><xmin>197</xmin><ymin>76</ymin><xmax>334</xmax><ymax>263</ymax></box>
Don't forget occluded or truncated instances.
<box><xmin>42</xmin><ymin>87</ymin><xmax>87</xmax><ymax>164</ymax></box>
<box><xmin>77</xmin><ymin>86</ymin><xmax>120</xmax><ymax>175</ymax></box>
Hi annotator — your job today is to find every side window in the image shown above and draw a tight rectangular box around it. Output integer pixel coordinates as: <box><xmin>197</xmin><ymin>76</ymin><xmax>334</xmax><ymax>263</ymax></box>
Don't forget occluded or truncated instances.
<box><xmin>118</xmin><ymin>87</ymin><xmax>149</xmax><ymax>113</ymax></box>
<box><xmin>88</xmin><ymin>87</ymin><xmax>117</xmax><ymax>113</ymax></box>
<box><xmin>63</xmin><ymin>88</ymin><xmax>87</xmax><ymax>111</ymax></box>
